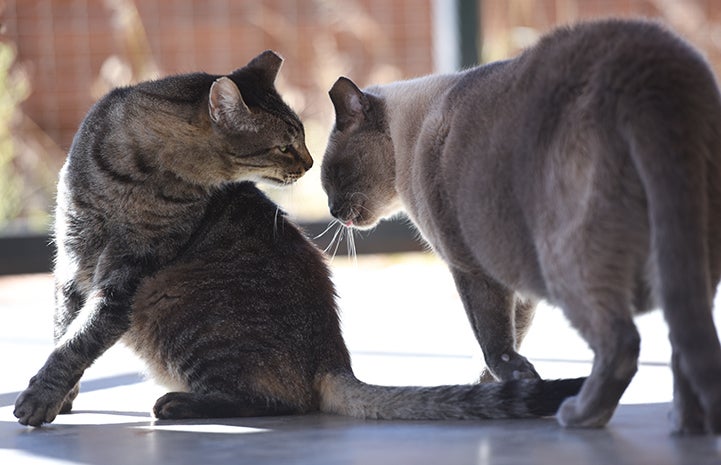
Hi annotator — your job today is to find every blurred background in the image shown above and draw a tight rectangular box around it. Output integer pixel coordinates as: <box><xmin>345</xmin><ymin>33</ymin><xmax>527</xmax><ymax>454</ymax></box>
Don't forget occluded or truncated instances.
<box><xmin>2</xmin><ymin>0</ymin><xmax>721</xmax><ymax>269</ymax></box>
<box><xmin>3</xmin><ymin>1</ymin><xmax>721</xmax><ymax>418</ymax></box>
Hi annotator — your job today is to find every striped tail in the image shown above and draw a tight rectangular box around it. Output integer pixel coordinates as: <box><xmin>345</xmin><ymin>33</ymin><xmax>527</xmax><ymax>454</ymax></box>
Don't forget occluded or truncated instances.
<box><xmin>318</xmin><ymin>372</ymin><xmax>585</xmax><ymax>420</ymax></box>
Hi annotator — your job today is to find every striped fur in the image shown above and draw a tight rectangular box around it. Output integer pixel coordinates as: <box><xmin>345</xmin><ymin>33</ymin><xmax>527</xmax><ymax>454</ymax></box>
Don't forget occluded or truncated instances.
<box><xmin>14</xmin><ymin>50</ymin><xmax>312</xmax><ymax>427</ymax></box>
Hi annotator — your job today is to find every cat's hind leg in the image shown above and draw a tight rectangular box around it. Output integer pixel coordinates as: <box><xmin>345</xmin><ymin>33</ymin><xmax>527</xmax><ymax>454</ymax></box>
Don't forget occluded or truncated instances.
<box><xmin>669</xmin><ymin>350</ymin><xmax>708</xmax><ymax>434</ymax></box>
<box><xmin>153</xmin><ymin>391</ymin><xmax>302</xmax><ymax>420</ymax></box>
<box><xmin>554</xmin><ymin>301</ymin><xmax>640</xmax><ymax>428</ymax></box>
<box><xmin>660</xmin><ymin>270</ymin><xmax>721</xmax><ymax>434</ymax></box>
<box><xmin>540</xmin><ymin>233</ymin><xmax>641</xmax><ymax>428</ymax></box>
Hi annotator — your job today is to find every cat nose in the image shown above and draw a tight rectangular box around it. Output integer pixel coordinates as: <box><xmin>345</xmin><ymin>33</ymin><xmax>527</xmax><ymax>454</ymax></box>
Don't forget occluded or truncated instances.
<box><xmin>329</xmin><ymin>201</ymin><xmax>346</xmax><ymax>221</ymax></box>
<box><xmin>329</xmin><ymin>202</ymin><xmax>355</xmax><ymax>226</ymax></box>
<box><xmin>298</xmin><ymin>145</ymin><xmax>313</xmax><ymax>171</ymax></box>
<box><xmin>303</xmin><ymin>157</ymin><xmax>313</xmax><ymax>171</ymax></box>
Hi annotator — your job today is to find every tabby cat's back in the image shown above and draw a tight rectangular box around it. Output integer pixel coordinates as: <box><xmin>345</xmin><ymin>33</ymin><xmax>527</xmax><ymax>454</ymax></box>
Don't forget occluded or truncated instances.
<box><xmin>128</xmin><ymin>183</ymin><xmax>351</xmax><ymax>415</ymax></box>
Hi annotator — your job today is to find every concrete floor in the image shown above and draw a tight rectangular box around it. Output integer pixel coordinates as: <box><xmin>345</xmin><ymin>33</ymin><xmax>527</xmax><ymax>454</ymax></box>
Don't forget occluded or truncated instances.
<box><xmin>2</xmin><ymin>253</ymin><xmax>721</xmax><ymax>464</ymax></box>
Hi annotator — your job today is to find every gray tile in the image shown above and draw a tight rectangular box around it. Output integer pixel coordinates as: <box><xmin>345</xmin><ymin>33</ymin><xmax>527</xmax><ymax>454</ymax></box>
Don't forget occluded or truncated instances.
<box><xmin>3</xmin><ymin>266</ymin><xmax>721</xmax><ymax>465</ymax></box>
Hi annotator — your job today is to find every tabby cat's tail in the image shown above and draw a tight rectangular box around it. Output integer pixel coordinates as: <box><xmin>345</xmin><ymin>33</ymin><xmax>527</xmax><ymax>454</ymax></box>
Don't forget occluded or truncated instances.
<box><xmin>317</xmin><ymin>372</ymin><xmax>585</xmax><ymax>420</ymax></box>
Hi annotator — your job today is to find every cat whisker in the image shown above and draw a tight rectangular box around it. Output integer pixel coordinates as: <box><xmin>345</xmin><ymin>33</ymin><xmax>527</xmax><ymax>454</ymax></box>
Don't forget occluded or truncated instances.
<box><xmin>323</xmin><ymin>221</ymin><xmax>344</xmax><ymax>255</ymax></box>
<box><xmin>353</xmin><ymin>203</ymin><xmax>373</xmax><ymax>215</ymax></box>
<box><xmin>330</xmin><ymin>224</ymin><xmax>345</xmax><ymax>261</ymax></box>
<box><xmin>273</xmin><ymin>206</ymin><xmax>282</xmax><ymax>238</ymax></box>
<box><xmin>349</xmin><ymin>191</ymin><xmax>370</xmax><ymax>202</ymax></box>
<box><xmin>346</xmin><ymin>224</ymin><xmax>358</xmax><ymax>266</ymax></box>
<box><xmin>315</xmin><ymin>220</ymin><xmax>339</xmax><ymax>240</ymax></box>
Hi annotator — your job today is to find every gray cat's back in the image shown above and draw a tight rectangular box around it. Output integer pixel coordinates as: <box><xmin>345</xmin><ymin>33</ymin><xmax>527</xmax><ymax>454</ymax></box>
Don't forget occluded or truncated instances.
<box><xmin>443</xmin><ymin>20</ymin><xmax>721</xmax><ymax>298</ymax></box>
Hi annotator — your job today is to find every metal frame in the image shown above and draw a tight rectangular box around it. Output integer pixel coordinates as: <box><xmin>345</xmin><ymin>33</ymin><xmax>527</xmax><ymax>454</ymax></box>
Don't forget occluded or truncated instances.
<box><xmin>0</xmin><ymin>220</ymin><xmax>426</xmax><ymax>276</ymax></box>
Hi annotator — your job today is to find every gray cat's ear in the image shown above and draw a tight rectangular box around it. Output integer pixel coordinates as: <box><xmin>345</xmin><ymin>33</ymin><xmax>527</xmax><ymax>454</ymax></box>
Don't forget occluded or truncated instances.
<box><xmin>209</xmin><ymin>77</ymin><xmax>254</xmax><ymax>130</ymax></box>
<box><xmin>329</xmin><ymin>77</ymin><xmax>368</xmax><ymax>131</ymax></box>
<box><xmin>246</xmin><ymin>50</ymin><xmax>283</xmax><ymax>84</ymax></box>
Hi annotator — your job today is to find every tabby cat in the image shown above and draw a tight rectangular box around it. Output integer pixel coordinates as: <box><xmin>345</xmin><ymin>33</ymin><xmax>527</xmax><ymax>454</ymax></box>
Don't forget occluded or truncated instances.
<box><xmin>321</xmin><ymin>19</ymin><xmax>721</xmax><ymax>434</ymax></box>
<box><xmin>14</xmin><ymin>50</ymin><xmax>313</xmax><ymax>426</ymax></box>
<box><xmin>14</xmin><ymin>50</ymin><xmax>583</xmax><ymax>427</ymax></box>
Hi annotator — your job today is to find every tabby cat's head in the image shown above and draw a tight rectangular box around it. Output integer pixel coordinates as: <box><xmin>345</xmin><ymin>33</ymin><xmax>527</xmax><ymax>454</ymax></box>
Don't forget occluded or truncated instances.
<box><xmin>321</xmin><ymin>77</ymin><xmax>398</xmax><ymax>229</ymax></box>
<box><xmin>199</xmin><ymin>50</ymin><xmax>313</xmax><ymax>186</ymax></box>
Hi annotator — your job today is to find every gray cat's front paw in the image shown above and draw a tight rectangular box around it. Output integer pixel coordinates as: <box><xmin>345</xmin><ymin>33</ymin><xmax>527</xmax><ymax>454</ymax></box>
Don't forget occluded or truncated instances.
<box><xmin>487</xmin><ymin>352</ymin><xmax>540</xmax><ymax>381</ymax></box>
<box><xmin>14</xmin><ymin>378</ymin><xmax>67</xmax><ymax>427</ymax></box>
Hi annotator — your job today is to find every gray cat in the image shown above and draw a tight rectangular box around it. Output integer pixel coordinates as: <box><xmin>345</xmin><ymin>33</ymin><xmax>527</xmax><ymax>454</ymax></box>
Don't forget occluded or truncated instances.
<box><xmin>321</xmin><ymin>19</ymin><xmax>721</xmax><ymax>434</ymax></box>
<box><xmin>14</xmin><ymin>50</ymin><xmax>584</xmax><ymax>426</ymax></box>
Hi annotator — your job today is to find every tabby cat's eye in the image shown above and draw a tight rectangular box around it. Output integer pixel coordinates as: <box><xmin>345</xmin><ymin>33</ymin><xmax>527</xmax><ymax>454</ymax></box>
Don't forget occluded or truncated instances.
<box><xmin>279</xmin><ymin>145</ymin><xmax>290</xmax><ymax>153</ymax></box>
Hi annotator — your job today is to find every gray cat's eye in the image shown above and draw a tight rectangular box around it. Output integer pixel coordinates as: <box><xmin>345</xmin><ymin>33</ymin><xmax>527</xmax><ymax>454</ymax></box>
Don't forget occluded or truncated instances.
<box><xmin>279</xmin><ymin>145</ymin><xmax>290</xmax><ymax>153</ymax></box>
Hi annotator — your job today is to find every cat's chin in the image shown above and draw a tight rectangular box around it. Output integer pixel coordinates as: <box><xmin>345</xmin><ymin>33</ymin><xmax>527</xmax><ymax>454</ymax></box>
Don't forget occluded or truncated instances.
<box><xmin>343</xmin><ymin>217</ymin><xmax>380</xmax><ymax>231</ymax></box>
<box><xmin>243</xmin><ymin>174</ymin><xmax>303</xmax><ymax>187</ymax></box>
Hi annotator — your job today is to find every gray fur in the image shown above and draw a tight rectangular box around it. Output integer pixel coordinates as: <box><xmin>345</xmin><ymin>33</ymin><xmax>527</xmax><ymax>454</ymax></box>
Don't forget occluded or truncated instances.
<box><xmin>321</xmin><ymin>19</ymin><xmax>721</xmax><ymax>434</ymax></box>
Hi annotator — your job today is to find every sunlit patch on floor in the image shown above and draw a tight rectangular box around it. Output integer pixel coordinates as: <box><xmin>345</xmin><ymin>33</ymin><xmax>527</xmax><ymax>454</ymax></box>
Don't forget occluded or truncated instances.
<box><xmin>135</xmin><ymin>423</ymin><xmax>270</xmax><ymax>434</ymax></box>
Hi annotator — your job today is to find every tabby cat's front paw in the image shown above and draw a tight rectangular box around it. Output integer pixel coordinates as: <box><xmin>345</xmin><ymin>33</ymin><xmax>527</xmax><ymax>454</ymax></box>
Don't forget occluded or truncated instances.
<box><xmin>14</xmin><ymin>379</ymin><xmax>67</xmax><ymax>427</ymax></box>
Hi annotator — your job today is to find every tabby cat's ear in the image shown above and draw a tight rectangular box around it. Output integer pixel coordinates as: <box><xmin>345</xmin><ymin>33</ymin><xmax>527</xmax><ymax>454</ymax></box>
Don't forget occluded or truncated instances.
<box><xmin>329</xmin><ymin>77</ymin><xmax>368</xmax><ymax>132</ymax></box>
<box><xmin>209</xmin><ymin>77</ymin><xmax>254</xmax><ymax>130</ymax></box>
<box><xmin>245</xmin><ymin>50</ymin><xmax>283</xmax><ymax>84</ymax></box>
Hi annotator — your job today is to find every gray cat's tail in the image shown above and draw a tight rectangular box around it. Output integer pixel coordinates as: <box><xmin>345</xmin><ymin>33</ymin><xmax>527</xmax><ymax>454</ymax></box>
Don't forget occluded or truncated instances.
<box><xmin>317</xmin><ymin>372</ymin><xmax>585</xmax><ymax>420</ymax></box>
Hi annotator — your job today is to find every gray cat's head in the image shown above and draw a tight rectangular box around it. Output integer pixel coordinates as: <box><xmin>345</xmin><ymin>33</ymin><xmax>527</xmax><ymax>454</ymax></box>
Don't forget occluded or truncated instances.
<box><xmin>321</xmin><ymin>77</ymin><xmax>398</xmax><ymax>229</ymax></box>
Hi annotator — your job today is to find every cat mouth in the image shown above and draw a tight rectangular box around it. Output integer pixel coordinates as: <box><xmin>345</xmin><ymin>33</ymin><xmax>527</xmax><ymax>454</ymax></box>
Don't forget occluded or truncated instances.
<box><xmin>331</xmin><ymin>204</ymin><xmax>376</xmax><ymax>229</ymax></box>
<box><xmin>262</xmin><ymin>171</ymin><xmax>306</xmax><ymax>185</ymax></box>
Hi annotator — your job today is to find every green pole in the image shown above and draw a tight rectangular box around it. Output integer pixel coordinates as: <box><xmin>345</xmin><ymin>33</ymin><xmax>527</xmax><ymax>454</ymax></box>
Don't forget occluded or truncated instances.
<box><xmin>457</xmin><ymin>0</ymin><xmax>480</xmax><ymax>67</ymax></box>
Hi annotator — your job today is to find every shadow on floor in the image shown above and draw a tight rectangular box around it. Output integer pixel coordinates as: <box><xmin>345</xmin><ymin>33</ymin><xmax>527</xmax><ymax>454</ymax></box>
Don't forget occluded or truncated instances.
<box><xmin>2</xmin><ymin>403</ymin><xmax>721</xmax><ymax>465</ymax></box>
